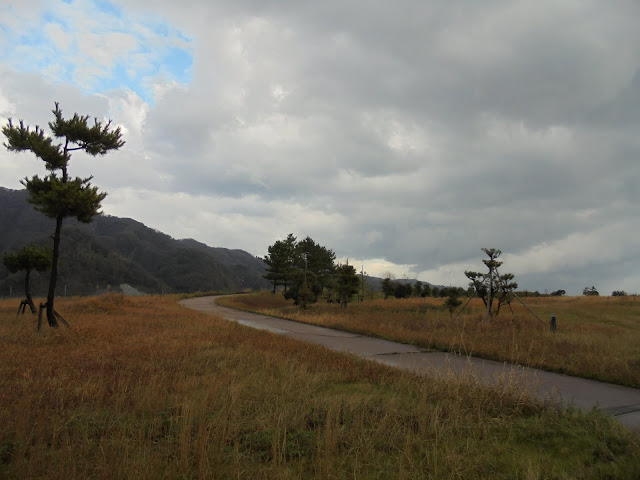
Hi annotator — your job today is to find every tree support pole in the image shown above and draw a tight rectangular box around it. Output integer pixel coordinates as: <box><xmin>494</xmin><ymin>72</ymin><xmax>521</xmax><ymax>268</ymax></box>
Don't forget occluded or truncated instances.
<box><xmin>37</xmin><ymin>304</ymin><xmax>44</xmax><ymax>331</ymax></box>
<box><xmin>452</xmin><ymin>292</ymin><xmax>477</xmax><ymax>322</ymax></box>
<box><xmin>54</xmin><ymin>310</ymin><xmax>70</xmax><ymax>328</ymax></box>
<box><xmin>512</xmin><ymin>292</ymin><xmax>544</xmax><ymax>324</ymax></box>
<box><xmin>37</xmin><ymin>303</ymin><xmax>70</xmax><ymax>331</ymax></box>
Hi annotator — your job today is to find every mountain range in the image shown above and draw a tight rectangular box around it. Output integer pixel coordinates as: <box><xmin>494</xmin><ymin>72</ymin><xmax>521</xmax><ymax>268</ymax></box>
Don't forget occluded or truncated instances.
<box><xmin>0</xmin><ymin>187</ymin><xmax>270</xmax><ymax>297</ymax></box>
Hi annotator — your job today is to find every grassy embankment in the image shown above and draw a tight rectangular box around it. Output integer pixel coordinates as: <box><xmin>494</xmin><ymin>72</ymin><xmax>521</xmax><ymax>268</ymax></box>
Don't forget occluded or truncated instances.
<box><xmin>0</xmin><ymin>294</ymin><xmax>638</xmax><ymax>479</ymax></box>
<box><xmin>218</xmin><ymin>293</ymin><xmax>640</xmax><ymax>388</ymax></box>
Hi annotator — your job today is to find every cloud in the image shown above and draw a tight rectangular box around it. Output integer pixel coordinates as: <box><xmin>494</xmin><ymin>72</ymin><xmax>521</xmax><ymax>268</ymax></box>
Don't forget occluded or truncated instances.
<box><xmin>1</xmin><ymin>0</ymin><xmax>640</xmax><ymax>296</ymax></box>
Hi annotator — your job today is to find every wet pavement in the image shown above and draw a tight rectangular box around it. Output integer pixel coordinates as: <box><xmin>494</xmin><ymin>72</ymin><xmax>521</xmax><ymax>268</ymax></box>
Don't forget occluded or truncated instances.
<box><xmin>179</xmin><ymin>295</ymin><xmax>640</xmax><ymax>434</ymax></box>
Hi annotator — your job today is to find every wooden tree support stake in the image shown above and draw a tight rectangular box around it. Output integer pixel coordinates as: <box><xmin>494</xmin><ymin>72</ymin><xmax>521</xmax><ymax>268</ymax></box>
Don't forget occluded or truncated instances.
<box><xmin>37</xmin><ymin>304</ymin><xmax>44</xmax><ymax>331</ymax></box>
<box><xmin>452</xmin><ymin>292</ymin><xmax>477</xmax><ymax>322</ymax></box>
<box><xmin>37</xmin><ymin>303</ymin><xmax>71</xmax><ymax>331</ymax></box>
<box><xmin>512</xmin><ymin>292</ymin><xmax>544</xmax><ymax>324</ymax></box>
<box><xmin>54</xmin><ymin>310</ymin><xmax>70</xmax><ymax>328</ymax></box>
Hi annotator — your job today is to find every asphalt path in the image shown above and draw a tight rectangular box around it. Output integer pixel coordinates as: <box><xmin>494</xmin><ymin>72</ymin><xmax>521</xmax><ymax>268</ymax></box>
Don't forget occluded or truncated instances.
<box><xmin>179</xmin><ymin>295</ymin><xmax>640</xmax><ymax>434</ymax></box>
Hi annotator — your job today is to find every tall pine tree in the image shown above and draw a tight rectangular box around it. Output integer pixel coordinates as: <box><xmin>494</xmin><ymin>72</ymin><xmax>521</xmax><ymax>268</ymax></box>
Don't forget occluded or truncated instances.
<box><xmin>263</xmin><ymin>233</ymin><xmax>297</xmax><ymax>293</ymax></box>
<box><xmin>465</xmin><ymin>248</ymin><xmax>518</xmax><ymax>320</ymax></box>
<box><xmin>3</xmin><ymin>102</ymin><xmax>124</xmax><ymax>329</ymax></box>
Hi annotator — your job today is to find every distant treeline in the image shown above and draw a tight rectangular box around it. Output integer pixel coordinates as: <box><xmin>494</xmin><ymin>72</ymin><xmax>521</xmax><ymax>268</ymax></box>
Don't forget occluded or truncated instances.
<box><xmin>381</xmin><ymin>278</ymin><xmax>468</xmax><ymax>299</ymax></box>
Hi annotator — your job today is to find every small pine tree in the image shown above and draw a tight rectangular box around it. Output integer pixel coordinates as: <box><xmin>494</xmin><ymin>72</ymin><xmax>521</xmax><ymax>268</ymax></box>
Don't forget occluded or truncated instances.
<box><xmin>444</xmin><ymin>290</ymin><xmax>462</xmax><ymax>319</ymax></box>
<box><xmin>3</xmin><ymin>102</ymin><xmax>124</xmax><ymax>328</ymax></box>
<box><xmin>381</xmin><ymin>276</ymin><xmax>395</xmax><ymax>299</ymax></box>
<box><xmin>465</xmin><ymin>248</ymin><xmax>518</xmax><ymax>320</ymax></box>
<box><xmin>3</xmin><ymin>245</ymin><xmax>52</xmax><ymax>315</ymax></box>
<box><xmin>335</xmin><ymin>263</ymin><xmax>360</xmax><ymax>308</ymax></box>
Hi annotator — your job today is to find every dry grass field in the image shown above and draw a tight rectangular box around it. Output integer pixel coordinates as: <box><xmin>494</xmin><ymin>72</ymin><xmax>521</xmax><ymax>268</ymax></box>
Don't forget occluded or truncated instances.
<box><xmin>0</xmin><ymin>294</ymin><xmax>639</xmax><ymax>479</ymax></box>
<box><xmin>218</xmin><ymin>293</ymin><xmax>640</xmax><ymax>388</ymax></box>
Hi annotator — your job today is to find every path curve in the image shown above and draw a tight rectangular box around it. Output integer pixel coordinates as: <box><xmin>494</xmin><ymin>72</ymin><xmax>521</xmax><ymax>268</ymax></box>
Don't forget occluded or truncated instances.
<box><xmin>180</xmin><ymin>295</ymin><xmax>640</xmax><ymax>434</ymax></box>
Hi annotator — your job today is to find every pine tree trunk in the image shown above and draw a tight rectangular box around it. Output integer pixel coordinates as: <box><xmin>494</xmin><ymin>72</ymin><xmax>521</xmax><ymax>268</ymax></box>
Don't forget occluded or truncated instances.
<box><xmin>24</xmin><ymin>268</ymin><xmax>36</xmax><ymax>314</ymax></box>
<box><xmin>486</xmin><ymin>274</ymin><xmax>493</xmax><ymax>323</ymax></box>
<box><xmin>46</xmin><ymin>215</ymin><xmax>63</xmax><ymax>328</ymax></box>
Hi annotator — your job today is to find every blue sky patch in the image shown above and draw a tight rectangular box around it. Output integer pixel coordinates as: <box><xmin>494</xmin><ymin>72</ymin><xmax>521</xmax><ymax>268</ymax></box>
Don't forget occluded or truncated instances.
<box><xmin>94</xmin><ymin>0</ymin><xmax>124</xmax><ymax>18</ymax></box>
<box><xmin>163</xmin><ymin>48</ymin><xmax>193</xmax><ymax>84</ymax></box>
<box><xmin>0</xmin><ymin>0</ymin><xmax>193</xmax><ymax>105</ymax></box>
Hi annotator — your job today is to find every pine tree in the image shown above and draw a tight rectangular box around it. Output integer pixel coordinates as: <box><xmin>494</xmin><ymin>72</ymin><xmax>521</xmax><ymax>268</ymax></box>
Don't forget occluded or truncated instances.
<box><xmin>2</xmin><ymin>245</ymin><xmax>52</xmax><ymax>315</ymax></box>
<box><xmin>263</xmin><ymin>233</ymin><xmax>297</xmax><ymax>292</ymax></box>
<box><xmin>295</xmin><ymin>236</ymin><xmax>336</xmax><ymax>293</ymax></box>
<box><xmin>381</xmin><ymin>276</ymin><xmax>395</xmax><ymax>299</ymax></box>
<box><xmin>443</xmin><ymin>289</ymin><xmax>462</xmax><ymax>319</ymax></box>
<box><xmin>465</xmin><ymin>248</ymin><xmax>518</xmax><ymax>320</ymax></box>
<box><xmin>265</xmin><ymin>234</ymin><xmax>336</xmax><ymax>307</ymax></box>
<box><xmin>2</xmin><ymin>102</ymin><xmax>124</xmax><ymax>329</ymax></box>
<box><xmin>335</xmin><ymin>262</ymin><xmax>359</xmax><ymax>308</ymax></box>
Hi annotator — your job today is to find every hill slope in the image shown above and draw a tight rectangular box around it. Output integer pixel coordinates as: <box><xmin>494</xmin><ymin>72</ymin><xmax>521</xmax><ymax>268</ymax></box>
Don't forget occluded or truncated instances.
<box><xmin>0</xmin><ymin>188</ymin><xmax>269</xmax><ymax>296</ymax></box>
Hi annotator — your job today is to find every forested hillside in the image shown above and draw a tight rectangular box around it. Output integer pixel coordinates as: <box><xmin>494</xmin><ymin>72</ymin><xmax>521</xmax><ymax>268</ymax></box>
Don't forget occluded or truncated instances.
<box><xmin>0</xmin><ymin>188</ymin><xmax>269</xmax><ymax>296</ymax></box>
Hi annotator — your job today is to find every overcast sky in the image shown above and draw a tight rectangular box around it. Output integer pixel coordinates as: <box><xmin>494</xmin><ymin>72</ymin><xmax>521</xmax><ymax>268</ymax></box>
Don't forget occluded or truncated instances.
<box><xmin>1</xmin><ymin>0</ymin><xmax>639</xmax><ymax>295</ymax></box>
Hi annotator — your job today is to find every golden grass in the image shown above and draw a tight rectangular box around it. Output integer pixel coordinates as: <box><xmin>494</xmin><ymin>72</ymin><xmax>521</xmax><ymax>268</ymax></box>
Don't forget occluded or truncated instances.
<box><xmin>0</xmin><ymin>294</ymin><xmax>639</xmax><ymax>479</ymax></box>
<box><xmin>219</xmin><ymin>293</ymin><xmax>640</xmax><ymax>388</ymax></box>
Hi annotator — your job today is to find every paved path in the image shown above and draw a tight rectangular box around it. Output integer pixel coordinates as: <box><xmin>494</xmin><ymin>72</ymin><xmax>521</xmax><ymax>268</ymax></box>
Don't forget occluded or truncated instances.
<box><xmin>179</xmin><ymin>295</ymin><xmax>640</xmax><ymax>434</ymax></box>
